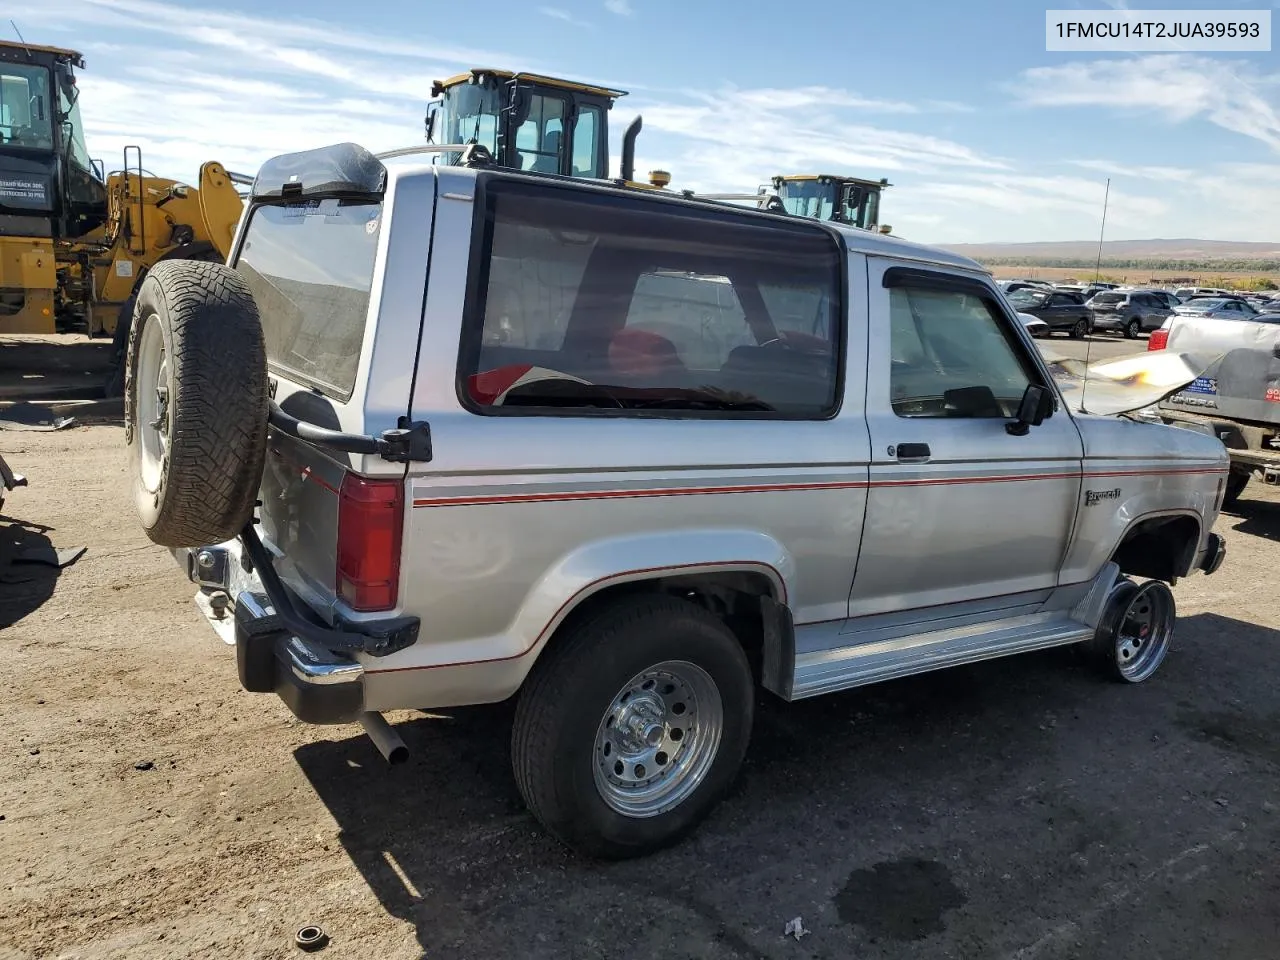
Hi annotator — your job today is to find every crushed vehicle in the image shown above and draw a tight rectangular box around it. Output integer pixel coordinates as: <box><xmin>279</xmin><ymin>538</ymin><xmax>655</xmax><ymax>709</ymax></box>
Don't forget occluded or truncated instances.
<box><xmin>124</xmin><ymin>142</ymin><xmax>1230</xmax><ymax>859</ymax></box>
<box><xmin>1148</xmin><ymin>309</ymin><xmax>1280</xmax><ymax>505</ymax></box>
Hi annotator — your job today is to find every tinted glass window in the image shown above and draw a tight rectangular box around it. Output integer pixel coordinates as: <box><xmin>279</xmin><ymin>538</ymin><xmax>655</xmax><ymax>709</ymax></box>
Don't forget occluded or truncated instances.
<box><xmin>235</xmin><ymin>199</ymin><xmax>381</xmax><ymax>401</ymax></box>
<box><xmin>889</xmin><ymin>286</ymin><xmax>1033</xmax><ymax>419</ymax></box>
<box><xmin>1092</xmin><ymin>292</ymin><xmax>1124</xmax><ymax>305</ymax></box>
<box><xmin>461</xmin><ymin>181</ymin><xmax>843</xmax><ymax>417</ymax></box>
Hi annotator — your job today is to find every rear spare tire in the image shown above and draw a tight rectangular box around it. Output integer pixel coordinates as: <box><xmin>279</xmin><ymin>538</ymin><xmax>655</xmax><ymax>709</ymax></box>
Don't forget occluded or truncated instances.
<box><xmin>125</xmin><ymin>260</ymin><xmax>268</xmax><ymax>548</ymax></box>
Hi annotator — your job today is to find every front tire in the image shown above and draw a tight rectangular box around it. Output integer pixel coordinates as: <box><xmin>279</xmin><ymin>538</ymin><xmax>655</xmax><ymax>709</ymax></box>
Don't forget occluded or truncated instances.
<box><xmin>1085</xmin><ymin>579</ymin><xmax>1175</xmax><ymax>683</ymax></box>
<box><xmin>511</xmin><ymin>595</ymin><xmax>754</xmax><ymax>859</ymax></box>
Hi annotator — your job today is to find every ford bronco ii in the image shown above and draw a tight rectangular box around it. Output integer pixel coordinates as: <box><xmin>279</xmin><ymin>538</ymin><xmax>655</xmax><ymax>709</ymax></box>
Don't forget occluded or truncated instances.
<box><xmin>124</xmin><ymin>142</ymin><xmax>1229</xmax><ymax>858</ymax></box>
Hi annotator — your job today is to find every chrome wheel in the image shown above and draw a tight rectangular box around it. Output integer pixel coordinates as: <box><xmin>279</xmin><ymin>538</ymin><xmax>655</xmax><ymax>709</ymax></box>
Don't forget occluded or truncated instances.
<box><xmin>593</xmin><ymin>660</ymin><xmax>723</xmax><ymax>818</ymax></box>
<box><xmin>135</xmin><ymin>314</ymin><xmax>169</xmax><ymax>495</ymax></box>
<box><xmin>1114</xmin><ymin>581</ymin><xmax>1174</xmax><ymax>682</ymax></box>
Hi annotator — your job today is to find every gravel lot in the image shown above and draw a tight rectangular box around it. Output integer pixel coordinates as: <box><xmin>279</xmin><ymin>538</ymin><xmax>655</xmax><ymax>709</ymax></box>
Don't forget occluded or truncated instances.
<box><xmin>2</xmin><ymin>410</ymin><xmax>1278</xmax><ymax>960</ymax></box>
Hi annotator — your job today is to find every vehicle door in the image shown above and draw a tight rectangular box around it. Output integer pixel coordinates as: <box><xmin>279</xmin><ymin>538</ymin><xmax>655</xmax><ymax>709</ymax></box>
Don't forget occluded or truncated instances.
<box><xmin>849</xmin><ymin>259</ymin><xmax>1085</xmax><ymax>617</ymax></box>
<box><xmin>1047</xmin><ymin>293</ymin><xmax>1077</xmax><ymax>329</ymax></box>
<box><xmin>1139</xmin><ymin>293</ymin><xmax>1170</xmax><ymax>329</ymax></box>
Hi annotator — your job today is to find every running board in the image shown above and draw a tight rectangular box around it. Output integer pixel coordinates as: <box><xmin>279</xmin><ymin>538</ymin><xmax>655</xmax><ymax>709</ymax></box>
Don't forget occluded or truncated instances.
<box><xmin>789</xmin><ymin>611</ymin><xmax>1095</xmax><ymax>700</ymax></box>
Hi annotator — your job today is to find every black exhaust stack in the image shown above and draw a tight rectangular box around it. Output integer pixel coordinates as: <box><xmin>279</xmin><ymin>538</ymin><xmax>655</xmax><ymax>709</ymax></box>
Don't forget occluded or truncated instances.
<box><xmin>619</xmin><ymin>115</ymin><xmax>642</xmax><ymax>182</ymax></box>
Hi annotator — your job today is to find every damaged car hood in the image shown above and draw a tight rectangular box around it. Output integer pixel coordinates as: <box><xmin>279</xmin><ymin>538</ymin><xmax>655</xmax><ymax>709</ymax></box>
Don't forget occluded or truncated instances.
<box><xmin>1039</xmin><ymin>342</ymin><xmax>1221</xmax><ymax>417</ymax></box>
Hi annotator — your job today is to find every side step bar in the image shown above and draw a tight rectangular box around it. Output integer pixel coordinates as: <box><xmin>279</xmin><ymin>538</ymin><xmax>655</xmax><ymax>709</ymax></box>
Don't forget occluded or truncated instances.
<box><xmin>790</xmin><ymin>611</ymin><xmax>1094</xmax><ymax>700</ymax></box>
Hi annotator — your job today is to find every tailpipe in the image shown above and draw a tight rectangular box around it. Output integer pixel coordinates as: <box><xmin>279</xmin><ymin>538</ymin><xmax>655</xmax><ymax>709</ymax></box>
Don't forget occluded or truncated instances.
<box><xmin>359</xmin><ymin>711</ymin><xmax>408</xmax><ymax>765</ymax></box>
<box><xmin>619</xmin><ymin>115</ymin><xmax>642</xmax><ymax>182</ymax></box>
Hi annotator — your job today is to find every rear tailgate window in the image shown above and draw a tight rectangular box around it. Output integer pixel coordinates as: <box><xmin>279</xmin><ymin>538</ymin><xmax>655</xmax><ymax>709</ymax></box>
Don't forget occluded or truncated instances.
<box><xmin>234</xmin><ymin>198</ymin><xmax>382</xmax><ymax>401</ymax></box>
<box><xmin>1091</xmin><ymin>293</ymin><xmax>1124</xmax><ymax>305</ymax></box>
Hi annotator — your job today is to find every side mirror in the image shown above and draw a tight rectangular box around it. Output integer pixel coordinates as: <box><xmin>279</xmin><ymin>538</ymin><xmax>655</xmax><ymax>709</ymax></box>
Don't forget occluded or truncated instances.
<box><xmin>1006</xmin><ymin>384</ymin><xmax>1053</xmax><ymax>436</ymax></box>
<box><xmin>424</xmin><ymin>101</ymin><xmax>441</xmax><ymax>143</ymax></box>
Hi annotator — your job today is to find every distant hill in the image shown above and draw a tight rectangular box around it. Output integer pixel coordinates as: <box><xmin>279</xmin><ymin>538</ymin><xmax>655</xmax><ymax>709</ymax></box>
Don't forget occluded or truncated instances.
<box><xmin>942</xmin><ymin>239</ymin><xmax>1280</xmax><ymax>261</ymax></box>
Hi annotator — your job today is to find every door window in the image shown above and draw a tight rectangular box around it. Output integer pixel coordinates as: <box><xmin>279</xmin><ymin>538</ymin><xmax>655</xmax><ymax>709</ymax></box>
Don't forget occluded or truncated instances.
<box><xmin>571</xmin><ymin>106</ymin><xmax>602</xmax><ymax>177</ymax></box>
<box><xmin>888</xmin><ymin>286</ymin><xmax>1034</xmax><ymax>419</ymax></box>
<box><xmin>515</xmin><ymin>95</ymin><xmax>567</xmax><ymax>174</ymax></box>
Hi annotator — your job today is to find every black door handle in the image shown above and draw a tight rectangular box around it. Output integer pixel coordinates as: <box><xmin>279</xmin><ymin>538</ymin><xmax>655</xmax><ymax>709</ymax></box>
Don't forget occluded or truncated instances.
<box><xmin>895</xmin><ymin>442</ymin><xmax>931</xmax><ymax>461</ymax></box>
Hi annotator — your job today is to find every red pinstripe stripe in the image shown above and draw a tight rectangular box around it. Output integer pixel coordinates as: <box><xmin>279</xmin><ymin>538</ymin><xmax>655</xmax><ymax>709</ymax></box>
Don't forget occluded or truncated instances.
<box><xmin>410</xmin><ymin>466</ymin><xmax>1224</xmax><ymax>508</ymax></box>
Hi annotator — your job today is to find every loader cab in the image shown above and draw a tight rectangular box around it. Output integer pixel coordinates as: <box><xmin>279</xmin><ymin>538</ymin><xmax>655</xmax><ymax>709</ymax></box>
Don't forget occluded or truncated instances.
<box><xmin>0</xmin><ymin>41</ymin><xmax>106</xmax><ymax>240</ymax></box>
<box><xmin>426</xmin><ymin>69</ymin><xmax>625</xmax><ymax>179</ymax></box>
<box><xmin>770</xmin><ymin>174</ymin><xmax>891</xmax><ymax>232</ymax></box>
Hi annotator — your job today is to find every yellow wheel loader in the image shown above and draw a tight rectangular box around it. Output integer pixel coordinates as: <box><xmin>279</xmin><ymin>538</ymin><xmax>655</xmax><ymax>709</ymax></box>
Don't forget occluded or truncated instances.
<box><xmin>422</xmin><ymin>70</ymin><xmax>893</xmax><ymax>233</ymax></box>
<box><xmin>0</xmin><ymin>40</ymin><xmax>247</xmax><ymax>393</ymax></box>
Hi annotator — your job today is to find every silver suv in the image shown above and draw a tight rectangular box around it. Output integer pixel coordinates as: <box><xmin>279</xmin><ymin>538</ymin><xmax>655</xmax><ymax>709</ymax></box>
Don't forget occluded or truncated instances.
<box><xmin>123</xmin><ymin>142</ymin><xmax>1229</xmax><ymax>858</ymax></box>
<box><xmin>1087</xmin><ymin>289</ymin><xmax>1174</xmax><ymax>338</ymax></box>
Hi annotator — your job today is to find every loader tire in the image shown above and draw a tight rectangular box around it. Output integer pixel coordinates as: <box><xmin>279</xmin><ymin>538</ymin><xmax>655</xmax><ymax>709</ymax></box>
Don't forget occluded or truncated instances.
<box><xmin>125</xmin><ymin>260</ymin><xmax>268</xmax><ymax>548</ymax></box>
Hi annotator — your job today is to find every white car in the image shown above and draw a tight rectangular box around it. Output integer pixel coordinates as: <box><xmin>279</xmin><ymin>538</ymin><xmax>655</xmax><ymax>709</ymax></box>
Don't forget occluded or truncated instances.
<box><xmin>1018</xmin><ymin>311</ymin><xmax>1049</xmax><ymax>338</ymax></box>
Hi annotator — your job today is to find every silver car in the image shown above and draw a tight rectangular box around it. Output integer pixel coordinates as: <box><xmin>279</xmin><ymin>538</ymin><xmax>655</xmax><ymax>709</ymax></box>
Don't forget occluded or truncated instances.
<box><xmin>1172</xmin><ymin>297</ymin><xmax>1259</xmax><ymax>321</ymax></box>
<box><xmin>123</xmin><ymin>141</ymin><xmax>1230</xmax><ymax>859</ymax></box>
<box><xmin>1087</xmin><ymin>289</ymin><xmax>1174</xmax><ymax>338</ymax></box>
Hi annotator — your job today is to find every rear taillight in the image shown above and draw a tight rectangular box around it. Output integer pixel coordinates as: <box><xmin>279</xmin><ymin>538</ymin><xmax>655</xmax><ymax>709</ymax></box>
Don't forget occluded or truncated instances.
<box><xmin>336</xmin><ymin>474</ymin><xmax>404</xmax><ymax>612</ymax></box>
<box><xmin>1148</xmin><ymin>328</ymin><xmax>1169</xmax><ymax>351</ymax></box>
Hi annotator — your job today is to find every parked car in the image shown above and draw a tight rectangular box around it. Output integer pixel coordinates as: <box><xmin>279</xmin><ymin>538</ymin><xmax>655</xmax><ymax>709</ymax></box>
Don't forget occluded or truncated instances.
<box><xmin>1007</xmin><ymin>287</ymin><xmax>1094</xmax><ymax>338</ymax></box>
<box><xmin>1087</xmin><ymin>289</ymin><xmax>1173</xmax><ymax>339</ymax></box>
<box><xmin>1171</xmin><ymin>297</ymin><xmax>1259</xmax><ymax>321</ymax></box>
<box><xmin>1146</xmin><ymin>290</ymin><xmax>1182</xmax><ymax>310</ymax></box>
<box><xmin>1173</xmin><ymin>286</ymin><xmax>1232</xmax><ymax>301</ymax></box>
<box><xmin>124</xmin><ymin>141</ymin><xmax>1229</xmax><ymax>859</ymax></box>
<box><xmin>1017</xmin><ymin>311</ymin><xmax>1049</xmax><ymax>338</ymax></box>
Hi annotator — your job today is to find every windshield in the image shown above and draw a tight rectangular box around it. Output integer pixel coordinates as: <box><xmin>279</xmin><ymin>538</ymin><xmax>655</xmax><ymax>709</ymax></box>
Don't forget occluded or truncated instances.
<box><xmin>777</xmin><ymin>180</ymin><xmax>836</xmax><ymax>220</ymax></box>
<box><xmin>439</xmin><ymin>80</ymin><xmax>502</xmax><ymax>164</ymax></box>
<box><xmin>0</xmin><ymin>63</ymin><xmax>53</xmax><ymax>150</ymax></box>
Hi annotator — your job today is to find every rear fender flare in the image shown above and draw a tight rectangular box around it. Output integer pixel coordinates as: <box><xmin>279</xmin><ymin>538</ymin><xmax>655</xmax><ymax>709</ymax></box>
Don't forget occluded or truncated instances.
<box><xmin>514</xmin><ymin>529</ymin><xmax>794</xmax><ymax>664</ymax></box>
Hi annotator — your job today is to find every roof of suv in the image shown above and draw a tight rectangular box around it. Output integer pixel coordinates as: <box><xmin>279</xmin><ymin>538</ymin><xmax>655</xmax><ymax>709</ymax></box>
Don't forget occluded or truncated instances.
<box><xmin>380</xmin><ymin>155</ymin><xmax>988</xmax><ymax>275</ymax></box>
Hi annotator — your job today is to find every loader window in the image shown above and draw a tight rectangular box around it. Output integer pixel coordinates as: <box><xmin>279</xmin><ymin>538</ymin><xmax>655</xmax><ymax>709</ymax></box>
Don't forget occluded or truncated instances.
<box><xmin>572</xmin><ymin>106</ymin><xmax>601</xmax><ymax>177</ymax></box>
<box><xmin>233</xmin><ymin>198</ymin><xmax>381</xmax><ymax>401</ymax></box>
<box><xmin>515</xmin><ymin>94</ymin><xmax>567</xmax><ymax>173</ymax></box>
<box><xmin>0</xmin><ymin>65</ymin><xmax>53</xmax><ymax>151</ymax></box>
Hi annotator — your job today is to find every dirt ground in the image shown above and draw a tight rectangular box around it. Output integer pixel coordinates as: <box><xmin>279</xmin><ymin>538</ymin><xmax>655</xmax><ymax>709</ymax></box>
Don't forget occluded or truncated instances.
<box><xmin>3</xmin><ymin>423</ymin><xmax>1280</xmax><ymax>960</ymax></box>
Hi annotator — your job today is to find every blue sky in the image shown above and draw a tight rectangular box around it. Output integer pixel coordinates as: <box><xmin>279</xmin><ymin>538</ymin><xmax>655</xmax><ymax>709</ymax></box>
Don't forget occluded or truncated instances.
<box><xmin>11</xmin><ymin>0</ymin><xmax>1280</xmax><ymax>242</ymax></box>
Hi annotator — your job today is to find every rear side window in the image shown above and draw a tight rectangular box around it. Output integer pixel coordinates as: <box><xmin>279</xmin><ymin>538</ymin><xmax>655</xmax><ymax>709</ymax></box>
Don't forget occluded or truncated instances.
<box><xmin>459</xmin><ymin>180</ymin><xmax>844</xmax><ymax>418</ymax></box>
<box><xmin>234</xmin><ymin>198</ymin><xmax>381</xmax><ymax>401</ymax></box>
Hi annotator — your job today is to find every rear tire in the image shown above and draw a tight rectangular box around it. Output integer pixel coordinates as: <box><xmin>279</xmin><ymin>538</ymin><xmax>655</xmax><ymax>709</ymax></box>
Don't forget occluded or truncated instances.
<box><xmin>1071</xmin><ymin>318</ymin><xmax>1088</xmax><ymax>340</ymax></box>
<box><xmin>511</xmin><ymin>594</ymin><xmax>754</xmax><ymax>859</ymax></box>
<box><xmin>1124</xmin><ymin>318</ymin><xmax>1141</xmax><ymax>339</ymax></box>
<box><xmin>124</xmin><ymin>260</ymin><xmax>268</xmax><ymax>548</ymax></box>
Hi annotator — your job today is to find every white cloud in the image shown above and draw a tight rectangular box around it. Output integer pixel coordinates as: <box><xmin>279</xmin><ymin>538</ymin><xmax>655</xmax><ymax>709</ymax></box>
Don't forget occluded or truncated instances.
<box><xmin>606</xmin><ymin>0</ymin><xmax>634</xmax><ymax>14</ymax></box>
<box><xmin>537</xmin><ymin>6</ymin><xmax>594</xmax><ymax>28</ymax></box>
<box><xmin>1066</xmin><ymin>160</ymin><xmax>1197</xmax><ymax>183</ymax></box>
<box><xmin>1015</xmin><ymin>55</ymin><xmax>1280</xmax><ymax>151</ymax></box>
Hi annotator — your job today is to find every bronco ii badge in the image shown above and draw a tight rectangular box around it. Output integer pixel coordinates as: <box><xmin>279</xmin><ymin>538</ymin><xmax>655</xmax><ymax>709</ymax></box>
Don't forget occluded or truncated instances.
<box><xmin>1085</xmin><ymin>487</ymin><xmax>1122</xmax><ymax>506</ymax></box>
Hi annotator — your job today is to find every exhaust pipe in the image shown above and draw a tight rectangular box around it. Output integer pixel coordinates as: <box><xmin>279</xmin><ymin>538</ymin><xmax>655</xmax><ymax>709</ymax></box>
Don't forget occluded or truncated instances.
<box><xmin>619</xmin><ymin>115</ymin><xmax>642</xmax><ymax>182</ymax></box>
<box><xmin>359</xmin><ymin>712</ymin><xmax>408</xmax><ymax>765</ymax></box>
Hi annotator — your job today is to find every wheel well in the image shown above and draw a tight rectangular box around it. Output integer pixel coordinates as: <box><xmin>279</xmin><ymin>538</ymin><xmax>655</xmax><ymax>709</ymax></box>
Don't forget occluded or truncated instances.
<box><xmin>1111</xmin><ymin>514</ymin><xmax>1200</xmax><ymax>583</ymax></box>
<box><xmin>550</xmin><ymin>571</ymin><xmax>787</xmax><ymax>683</ymax></box>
